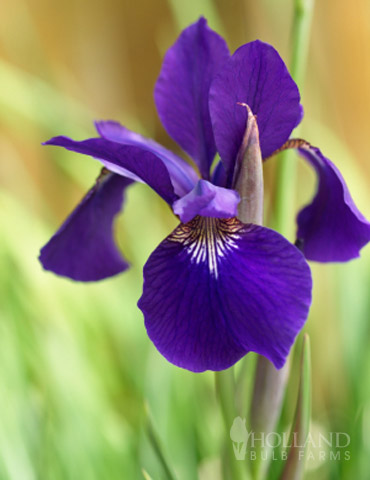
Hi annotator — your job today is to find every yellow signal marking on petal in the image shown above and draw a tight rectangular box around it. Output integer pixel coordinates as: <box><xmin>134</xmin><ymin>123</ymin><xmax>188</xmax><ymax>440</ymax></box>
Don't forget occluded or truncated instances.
<box><xmin>168</xmin><ymin>217</ymin><xmax>244</xmax><ymax>278</ymax></box>
<box><xmin>265</xmin><ymin>138</ymin><xmax>311</xmax><ymax>160</ymax></box>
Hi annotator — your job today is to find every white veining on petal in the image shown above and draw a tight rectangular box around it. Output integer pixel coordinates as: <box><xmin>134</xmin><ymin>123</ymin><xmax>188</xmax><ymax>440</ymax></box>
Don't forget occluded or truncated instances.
<box><xmin>168</xmin><ymin>216</ymin><xmax>244</xmax><ymax>278</ymax></box>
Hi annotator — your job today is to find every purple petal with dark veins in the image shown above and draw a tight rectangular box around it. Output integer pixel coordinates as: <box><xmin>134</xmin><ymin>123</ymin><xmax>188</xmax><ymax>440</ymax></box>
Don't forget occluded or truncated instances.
<box><xmin>138</xmin><ymin>217</ymin><xmax>312</xmax><ymax>372</ymax></box>
<box><xmin>209</xmin><ymin>41</ymin><xmax>302</xmax><ymax>175</ymax></box>
<box><xmin>95</xmin><ymin>120</ymin><xmax>197</xmax><ymax>196</ymax></box>
<box><xmin>154</xmin><ymin>17</ymin><xmax>230</xmax><ymax>179</ymax></box>
<box><xmin>44</xmin><ymin>137</ymin><xmax>177</xmax><ymax>205</ymax></box>
<box><xmin>172</xmin><ymin>179</ymin><xmax>240</xmax><ymax>223</ymax></box>
<box><xmin>39</xmin><ymin>172</ymin><xmax>133</xmax><ymax>281</ymax></box>
<box><xmin>297</xmin><ymin>146</ymin><xmax>370</xmax><ymax>261</ymax></box>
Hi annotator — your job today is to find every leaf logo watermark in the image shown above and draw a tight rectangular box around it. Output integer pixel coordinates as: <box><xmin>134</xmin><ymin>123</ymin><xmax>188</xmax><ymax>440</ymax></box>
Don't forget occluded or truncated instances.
<box><xmin>230</xmin><ymin>416</ymin><xmax>250</xmax><ymax>460</ymax></box>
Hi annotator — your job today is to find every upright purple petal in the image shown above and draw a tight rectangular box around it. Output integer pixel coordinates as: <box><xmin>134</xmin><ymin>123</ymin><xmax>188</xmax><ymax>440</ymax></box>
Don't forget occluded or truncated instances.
<box><xmin>297</xmin><ymin>146</ymin><xmax>370</xmax><ymax>262</ymax></box>
<box><xmin>211</xmin><ymin>160</ymin><xmax>228</xmax><ymax>187</ymax></box>
<box><xmin>139</xmin><ymin>217</ymin><xmax>312</xmax><ymax>372</ymax></box>
<box><xmin>44</xmin><ymin>137</ymin><xmax>177</xmax><ymax>205</ymax></box>
<box><xmin>95</xmin><ymin>120</ymin><xmax>197</xmax><ymax>196</ymax></box>
<box><xmin>209</xmin><ymin>41</ymin><xmax>302</xmax><ymax>175</ymax></box>
<box><xmin>39</xmin><ymin>172</ymin><xmax>133</xmax><ymax>281</ymax></box>
<box><xmin>154</xmin><ymin>17</ymin><xmax>230</xmax><ymax>179</ymax></box>
<box><xmin>172</xmin><ymin>179</ymin><xmax>240</xmax><ymax>223</ymax></box>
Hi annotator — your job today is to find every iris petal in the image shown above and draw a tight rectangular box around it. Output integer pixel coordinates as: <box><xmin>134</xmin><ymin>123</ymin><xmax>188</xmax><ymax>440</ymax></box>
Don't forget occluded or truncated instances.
<box><xmin>39</xmin><ymin>172</ymin><xmax>133</xmax><ymax>281</ymax></box>
<box><xmin>95</xmin><ymin>120</ymin><xmax>197</xmax><ymax>196</ymax></box>
<box><xmin>154</xmin><ymin>17</ymin><xmax>230</xmax><ymax>179</ymax></box>
<box><xmin>209</xmin><ymin>41</ymin><xmax>302</xmax><ymax>176</ymax></box>
<box><xmin>211</xmin><ymin>160</ymin><xmax>227</xmax><ymax>187</ymax></box>
<box><xmin>139</xmin><ymin>217</ymin><xmax>312</xmax><ymax>372</ymax></box>
<box><xmin>44</xmin><ymin>137</ymin><xmax>177</xmax><ymax>205</ymax></box>
<box><xmin>172</xmin><ymin>179</ymin><xmax>240</xmax><ymax>223</ymax></box>
<box><xmin>297</xmin><ymin>146</ymin><xmax>370</xmax><ymax>261</ymax></box>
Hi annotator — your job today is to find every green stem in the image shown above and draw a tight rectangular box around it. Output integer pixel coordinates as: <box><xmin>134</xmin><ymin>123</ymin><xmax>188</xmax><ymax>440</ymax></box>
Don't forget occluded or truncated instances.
<box><xmin>280</xmin><ymin>335</ymin><xmax>312</xmax><ymax>480</ymax></box>
<box><xmin>291</xmin><ymin>0</ymin><xmax>315</xmax><ymax>89</ymax></box>
<box><xmin>273</xmin><ymin>0</ymin><xmax>315</xmax><ymax>236</ymax></box>
<box><xmin>249</xmin><ymin>358</ymin><xmax>290</xmax><ymax>480</ymax></box>
<box><xmin>215</xmin><ymin>369</ymin><xmax>249</xmax><ymax>480</ymax></box>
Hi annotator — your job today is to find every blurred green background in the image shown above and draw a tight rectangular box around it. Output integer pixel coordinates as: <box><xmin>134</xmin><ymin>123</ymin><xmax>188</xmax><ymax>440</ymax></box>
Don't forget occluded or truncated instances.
<box><xmin>1</xmin><ymin>0</ymin><xmax>370</xmax><ymax>478</ymax></box>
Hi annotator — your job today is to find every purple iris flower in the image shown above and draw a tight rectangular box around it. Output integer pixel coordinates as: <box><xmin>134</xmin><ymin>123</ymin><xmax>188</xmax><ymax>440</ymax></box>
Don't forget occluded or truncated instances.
<box><xmin>40</xmin><ymin>18</ymin><xmax>370</xmax><ymax>372</ymax></box>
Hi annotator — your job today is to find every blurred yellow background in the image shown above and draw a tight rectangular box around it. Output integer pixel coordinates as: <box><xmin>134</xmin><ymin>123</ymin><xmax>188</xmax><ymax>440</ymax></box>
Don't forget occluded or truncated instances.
<box><xmin>0</xmin><ymin>0</ymin><xmax>370</xmax><ymax>479</ymax></box>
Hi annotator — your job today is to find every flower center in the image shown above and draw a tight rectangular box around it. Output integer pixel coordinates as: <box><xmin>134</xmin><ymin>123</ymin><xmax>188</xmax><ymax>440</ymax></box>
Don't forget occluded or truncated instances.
<box><xmin>168</xmin><ymin>216</ymin><xmax>244</xmax><ymax>278</ymax></box>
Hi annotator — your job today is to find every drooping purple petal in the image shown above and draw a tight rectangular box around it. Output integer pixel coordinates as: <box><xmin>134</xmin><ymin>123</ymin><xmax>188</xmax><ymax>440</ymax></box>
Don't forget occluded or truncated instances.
<box><xmin>95</xmin><ymin>120</ymin><xmax>197</xmax><ymax>196</ymax></box>
<box><xmin>297</xmin><ymin>146</ymin><xmax>370</xmax><ymax>262</ymax></box>
<box><xmin>209</xmin><ymin>41</ymin><xmax>302</xmax><ymax>176</ymax></box>
<box><xmin>172</xmin><ymin>179</ymin><xmax>240</xmax><ymax>223</ymax></box>
<box><xmin>44</xmin><ymin>137</ymin><xmax>177</xmax><ymax>205</ymax></box>
<box><xmin>154</xmin><ymin>17</ymin><xmax>230</xmax><ymax>179</ymax></box>
<box><xmin>138</xmin><ymin>217</ymin><xmax>312</xmax><ymax>372</ymax></box>
<box><xmin>39</xmin><ymin>172</ymin><xmax>133</xmax><ymax>281</ymax></box>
